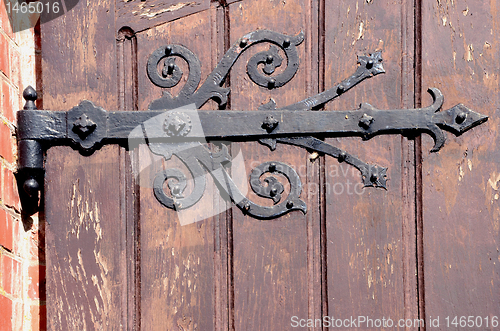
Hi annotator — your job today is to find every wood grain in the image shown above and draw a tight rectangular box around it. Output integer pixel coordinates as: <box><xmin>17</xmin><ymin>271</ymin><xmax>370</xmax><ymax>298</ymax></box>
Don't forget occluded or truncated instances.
<box><xmin>42</xmin><ymin>0</ymin><xmax>129</xmax><ymax>329</ymax></box>
<box><xmin>323</xmin><ymin>0</ymin><xmax>418</xmax><ymax>326</ymax></box>
<box><xmin>421</xmin><ymin>0</ymin><xmax>500</xmax><ymax>325</ymax></box>
<box><xmin>134</xmin><ymin>9</ymin><xmax>218</xmax><ymax>330</ymax></box>
<box><xmin>39</xmin><ymin>0</ymin><xmax>499</xmax><ymax>329</ymax></box>
<box><xmin>228</xmin><ymin>1</ymin><xmax>315</xmax><ymax>329</ymax></box>
<box><xmin>116</xmin><ymin>0</ymin><xmax>210</xmax><ymax>34</ymax></box>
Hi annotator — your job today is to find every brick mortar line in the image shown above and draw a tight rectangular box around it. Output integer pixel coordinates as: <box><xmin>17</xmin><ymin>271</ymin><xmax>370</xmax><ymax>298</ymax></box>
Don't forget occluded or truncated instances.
<box><xmin>0</xmin><ymin>245</ymin><xmax>22</xmax><ymax>261</ymax></box>
<box><xmin>0</xmin><ymin>113</ymin><xmax>17</xmax><ymax>133</ymax></box>
<box><xmin>0</xmin><ymin>69</ymin><xmax>20</xmax><ymax>92</ymax></box>
<box><xmin>0</xmin><ymin>27</ymin><xmax>20</xmax><ymax>48</ymax></box>
<box><xmin>0</xmin><ymin>285</ymin><xmax>45</xmax><ymax>306</ymax></box>
<box><xmin>0</xmin><ymin>155</ymin><xmax>16</xmax><ymax>171</ymax></box>
<box><xmin>0</xmin><ymin>202</ymin><xmax>21</xmax><ymax>218</ymax></box>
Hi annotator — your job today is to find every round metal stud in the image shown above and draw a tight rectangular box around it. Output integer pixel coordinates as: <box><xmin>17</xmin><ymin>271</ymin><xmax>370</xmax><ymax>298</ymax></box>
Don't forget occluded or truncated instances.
<box><xmin>456</xmin><ymin>112</ymin><xmax>467</xmax><ymax>124</ymax></box>
<box><xmin>167</xmin><ymin>62</ymin><xmax>175</xmax><ymax>74</ymax></box>
<box><xmin>338</xmin><ymin>151</ymin><xmax>347</xmax><ymax>163</ymax></box>
<box><xmin>23</xmin><ymin>179</ymin><xmax>39</xmax><ymax>197</ymax></box>
<box><xmin>163</xmin><ymin>112</ymin><xmax>192</xmax><ymax>137</ymax></box>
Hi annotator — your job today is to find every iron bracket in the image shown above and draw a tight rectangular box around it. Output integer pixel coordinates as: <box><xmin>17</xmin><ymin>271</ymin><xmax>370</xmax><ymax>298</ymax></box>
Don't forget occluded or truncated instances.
<box><xmin>15</xmin><ymin>29</ymin><xmax>488</xmax><ymax>219</ymax></box>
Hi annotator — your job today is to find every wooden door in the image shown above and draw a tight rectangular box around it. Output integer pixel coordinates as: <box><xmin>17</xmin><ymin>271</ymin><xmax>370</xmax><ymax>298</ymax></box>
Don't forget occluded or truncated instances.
<box><xmin>40</xmin><ymin>0</ymin><xmax>498</xmax><ymax>330</ymax></box>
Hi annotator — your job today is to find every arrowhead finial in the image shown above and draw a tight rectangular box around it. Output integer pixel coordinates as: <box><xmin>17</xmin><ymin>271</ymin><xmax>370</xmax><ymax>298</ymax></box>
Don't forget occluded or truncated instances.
<box><xmin>435</xmin><ymin>103</ymin><xmax>488</xmax><ymax>135</ymax></box>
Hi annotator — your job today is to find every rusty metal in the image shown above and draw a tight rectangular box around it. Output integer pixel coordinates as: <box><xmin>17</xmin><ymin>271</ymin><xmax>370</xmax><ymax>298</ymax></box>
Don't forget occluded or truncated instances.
<box><xmin>15</xmin><ymin>30</ymin><xmax>488</xmax><ymax>219</ymax></box>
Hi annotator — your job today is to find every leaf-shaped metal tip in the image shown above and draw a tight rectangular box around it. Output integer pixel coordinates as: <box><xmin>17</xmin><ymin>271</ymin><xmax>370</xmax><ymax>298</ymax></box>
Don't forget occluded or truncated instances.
<box><xmin>436</xmin><ymin>103</ymin><xmax>488</xmax><ymax>135</ymax></box>
<box><xmin>259</xmin><ymin>138</ymin><xmax>277</xmax><ymax>150</ymax></box>
<box><xmin>291</xmin><ymin>199</ymin><xmax>307</xmax><ymax>214</ymax></box>
<box><xmin>358</xmin><ymin>51</ymin><xmax>385</xmax><ymax>75</ymax></box>
<box><xmin>294</xmin><ymin>30</ymin><xmax>305</xmax><ymax>45</ymax></box>
<box><xmin>362</xmin><ymin>165</ymin><xmax>388</xmax><ymax>189</ymax></box>
<box><xmin>258</xmin><ymin>99</ymin><xmax>277</xmax><ymax>111</ymax></box>
<box><xmin>427</xmin><ymin>124</ymin><xmax>446</xmax><ymax>153</ymax></box>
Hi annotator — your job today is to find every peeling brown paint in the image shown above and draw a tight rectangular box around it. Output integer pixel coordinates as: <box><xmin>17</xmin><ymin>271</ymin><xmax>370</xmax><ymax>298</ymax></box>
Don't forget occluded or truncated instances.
<box><xmin>465</xmin><ymin>43</ymin><xmax>474</xmax><ymax>61</ymax></box>
<box><xmin>138</xmin><ymin>2</ymin><xmax>198</xmax><ymax>18</ymax></box>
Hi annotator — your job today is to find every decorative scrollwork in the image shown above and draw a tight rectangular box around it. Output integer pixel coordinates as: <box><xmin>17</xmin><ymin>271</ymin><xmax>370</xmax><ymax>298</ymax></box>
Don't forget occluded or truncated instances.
<box><xmin>145</xmin><ymin>31</ymin><xmax>388</xmax><ymax>217</ymax></box>
<box><xmin>147</xmin><ymin>29</ymin><xmax>304</xmax><ymax>110</ymax></box>
<box><xmin>15</xmin><ymin>30</ymin><xmax>489</xmax><ymax>218</ymax></box>
<box><xmin>153</xmin><ymin>168</ymin><xmax>188</xmax><ymax>210</ymax></box>
<box><xmin>147</xmin><ymin>137</ymin><xmax>306</xmax><ymax>219</ymax></box>
<box><xmin>152</xmin><ymin>147</ymin><xmax>208</xmax><ymax>211</ymax></box>
<box><xmin>247</xmin><ymin>45</ymin><xmax>283</xmax><ymax>88</ymax></box>
<box><xmin>147</xmin><ymin>44</ymin><xmax>201</xmax><ymax>104</ymax></box>
<box><xmin>249</xmin><ymin>161</ymin><xmax>305</xmax><ymax>209</ymax></box>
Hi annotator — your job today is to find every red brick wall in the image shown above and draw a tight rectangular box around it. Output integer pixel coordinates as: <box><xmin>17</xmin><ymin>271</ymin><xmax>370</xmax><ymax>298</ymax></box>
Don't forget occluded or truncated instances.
<box><xmin>0</xmin><ymin>6</ymin><xmax>45</xmax><ymax>331</ymax></box>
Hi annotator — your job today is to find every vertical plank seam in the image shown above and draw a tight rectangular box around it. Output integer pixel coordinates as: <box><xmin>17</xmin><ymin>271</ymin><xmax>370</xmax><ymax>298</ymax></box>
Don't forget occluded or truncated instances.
<box><xmin>401</xmin><ymin>0</ymin><xmax>419</xmax><ymax>330</ymax></box>
<box><xmin>414</xmin><ymin>0</ymin><xmax>426</xmax><ymax>329</ymax></box>
<box><xmin>116</xmin><ymin>27</ymin><xmax>141</xmax><ymax>330</ymax></box>
<box><xmin>305</xmin><ymin>0</ymin><xmax>322</xmax><ymax>329</ymax></box>
<box><xmin>318</xmin><ymin>0</ymin><xmax>328</xmax><ymax>329</ymax></box>
<box><xmin>221</xmin><ymin>3</ymin><xmax>235</xmax><ymax>330</ymax></box>
<box><xmin>129</xmin><ymin>31</ymin><xmax>142</xmax><ymax>331</ymax></box>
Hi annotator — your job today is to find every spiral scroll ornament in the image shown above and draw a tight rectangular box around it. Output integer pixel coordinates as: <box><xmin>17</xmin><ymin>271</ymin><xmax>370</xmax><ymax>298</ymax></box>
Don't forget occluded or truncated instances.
<box><xmin>147</xmin><ymin>30</ymin><xmax>304</xmax><ymax>110</ymax></box>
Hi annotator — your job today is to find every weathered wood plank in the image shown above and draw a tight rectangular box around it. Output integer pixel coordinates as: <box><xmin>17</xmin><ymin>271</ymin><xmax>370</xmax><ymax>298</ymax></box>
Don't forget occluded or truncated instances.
<box><xmin>116</xmin><ymin>0</ymin><xmax>210</xmax><ymax>34</ymax></box>
<box><xmin>228</xmin><ymin>0</ymin><xmax>315</xmax><ymax>329</ymax></box>
<box><xmin>421</xmin><ymin>0</ymin><xmax>500</xmax><ymax>324</ymax></box>
<box><xmin>323</xmin><ymin>0</ymin><xmax>416</xmax><ymax>326</ymax></box>
<box><xmin>45</xmin><ymin>146</ymin><xmax>125</xmax><ymax>329</ymax></box>
<box><xmin>134</xmin><ymin>9</ymin><xmax>218</xmax><ymax>330</ymax></box>
<box><xmin>42</xmin><ymin>0</ymin><xmax>128</xmax><ymax>329</ymax></box>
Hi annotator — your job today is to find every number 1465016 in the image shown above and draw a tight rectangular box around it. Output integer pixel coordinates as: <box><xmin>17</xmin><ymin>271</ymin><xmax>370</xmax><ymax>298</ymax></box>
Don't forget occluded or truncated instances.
<box><xmin>6</xmin><ymin>1</ymin><xmax>60</xmax><ymax>14</ymax></box>
<box><xmin>445</xmin><ymin>316</ymin><xmax>498</xmax><ymax>328</ymax></box>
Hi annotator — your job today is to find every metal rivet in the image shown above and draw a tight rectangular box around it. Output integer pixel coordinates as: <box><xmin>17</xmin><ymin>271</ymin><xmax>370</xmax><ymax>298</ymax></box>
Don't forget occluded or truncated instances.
<box><xmin>164</xmin><ymin>112</ymin><xmax>192</xmax><ymax>137</ymax></box>
<box><xmin>270</xmin><ymin>187</ymin><xmax>278</xmax><ymax>197</ymax></box>
<box><xmin>366</xmin><ymin>59</ymin><xmax>374</xmax><ymax>69</ymax></box>
<box><xmin>167</xmin><ymin>63</ymin><xmax>175</xmax><ymax>74</ymax></box>
<box><xmin>359</xmin><ymin>114</ymin><xmax>374</xmax><ymax>129</ymax></box>
<box><xmin>240</xmin><ymin>38</ymin><xmax>248</xmax><ymax>48</ymax></box>
<box><xmin>456</xmin><ymin>112</ymin><xmax>467</xmax><ymax>124</ymax></box>
<box><xmin>72</xmin><ymin>113</ymin><xmax>97</xmax><ymax>139</ymax></box>
<box><xmin>337</xmin><ymin>84</ymin><xmax>344</xmax><ymax>94</ymax></box>
<box><xmin>286</xmin><ymin>201</ymin><xmax>294</xmax><ymax>209</ymax></box>
<box><xmin>370</xmin><ymin>173</ymin><xmax>378</xmax><ymax>182</ymax></box>
<box><xmin>262</xmin><ymin>116</ymin><xmax>279</xmax><ymax>132</ymax></box>
<box><xmin>174</xmin><ymin>201</ymin><xmax>181</xmax><ymax>209</ymax></box>
<box><xmin>165</xmin><ymin>45</ymin><xmax>172</xmax><ymax>54</ymax></box>
<box><xmin>171</xmin><ymin>185</ymin><xmax>181</xmax><ymax>196</ymax></box>
<box><xmin>338</xmin><ymin>152</ymin><xmax>347</xmax><ymax>162</ymax></box>
<box><xmin>266</xmin><ymin>55</ymin><xmax>274</xmax><ymax>64</ymax></box>
<box><xmin>243</xmin><ymin>202</ymin><xmax>251</xmax><ymax>211</ymax></box>
<box><xmin>283</xmin><ymin>38</ymin><xmax>291</xmax><ymax>48</ymax></box>
<box><xmin>269</xmin><ymin>162</ymin><xmax>276</xmax><ymax>172</ymax></box>
<box><xmin>268</xmin><ymin>78</ymin><xmax>276</xmax><ymax>88</ymax></box>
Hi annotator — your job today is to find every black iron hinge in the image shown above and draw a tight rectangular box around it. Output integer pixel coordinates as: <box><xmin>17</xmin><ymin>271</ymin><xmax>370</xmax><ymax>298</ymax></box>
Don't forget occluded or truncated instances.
<box><xmin>15</xmin><ymin>30</ymin><xmax>488</xmax><ymax>219</ymax></box>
